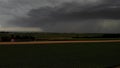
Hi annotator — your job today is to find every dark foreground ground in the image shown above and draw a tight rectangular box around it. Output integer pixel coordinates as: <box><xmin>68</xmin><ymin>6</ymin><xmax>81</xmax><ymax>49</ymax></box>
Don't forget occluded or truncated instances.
<box><xmin>0</xmin><ymin>42</ymin><xmax>120</xmax><ymax>68</ymax></box>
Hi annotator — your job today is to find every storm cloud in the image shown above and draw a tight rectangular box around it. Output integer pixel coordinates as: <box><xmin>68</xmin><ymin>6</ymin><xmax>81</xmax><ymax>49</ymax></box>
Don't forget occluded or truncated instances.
<box><xmin>0</xmin><ymin>0</ymin><xmax>120</xmax><ymax>33</ymax></box>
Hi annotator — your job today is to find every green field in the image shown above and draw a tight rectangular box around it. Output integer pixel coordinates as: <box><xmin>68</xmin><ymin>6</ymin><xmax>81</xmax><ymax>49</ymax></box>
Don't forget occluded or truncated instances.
<box><xmin>0</xmin><ymin>43</ymin><xmax>120</xmax><ymax>68</ymax></box>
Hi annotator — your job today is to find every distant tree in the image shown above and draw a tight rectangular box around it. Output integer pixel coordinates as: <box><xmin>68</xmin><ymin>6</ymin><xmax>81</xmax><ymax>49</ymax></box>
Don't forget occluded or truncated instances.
<box><xmin>102</xmin><ymin>34</ymin><xmax>120</xmax><ymax>38</ymax></box>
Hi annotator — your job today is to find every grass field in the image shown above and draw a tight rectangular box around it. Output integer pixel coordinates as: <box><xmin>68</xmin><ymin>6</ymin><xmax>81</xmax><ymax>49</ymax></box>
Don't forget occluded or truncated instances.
<box><xmin>0</xmin><ymin>43</ymin><xmax>120</xmax><ymax>68</ymax></box>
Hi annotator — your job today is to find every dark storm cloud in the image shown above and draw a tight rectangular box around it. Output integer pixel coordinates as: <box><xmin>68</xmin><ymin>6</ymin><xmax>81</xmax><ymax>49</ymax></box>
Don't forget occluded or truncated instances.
<box><xmin>9</xmin><ymin>2</ymin><xmax>101</xmax><ymax>26</ymax></box>
<box><xmin>28</xmin><ymin>2</ymin><xmax>120</xmax><ymax>20</ymax></box>
<box><xmin>9</xmin><ymin>0</ymin><xmax>120</xmax><ymax>33</ymax></box>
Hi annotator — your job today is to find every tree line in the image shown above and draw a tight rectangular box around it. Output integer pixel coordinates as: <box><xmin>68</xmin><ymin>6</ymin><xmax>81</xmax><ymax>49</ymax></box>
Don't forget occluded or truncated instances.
<box><xmin>0</xmin><ymin>32</ymin><xmax>120</xmax><ymax>42</ymax></box>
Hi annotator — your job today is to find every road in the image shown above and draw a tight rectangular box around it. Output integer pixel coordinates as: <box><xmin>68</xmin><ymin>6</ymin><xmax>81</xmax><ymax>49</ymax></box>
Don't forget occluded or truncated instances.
<box><xmin>0</xmin><ymin>40</ymin><xmax>120</xmax><ymax>45</ymax></box>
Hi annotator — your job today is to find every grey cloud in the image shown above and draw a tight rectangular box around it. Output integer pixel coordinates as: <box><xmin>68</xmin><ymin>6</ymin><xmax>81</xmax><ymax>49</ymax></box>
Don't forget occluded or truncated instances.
<box><xmin>35</xmin><ymin>2</ymin><xmax>120</xmax><ymax>20</ymax></box>
<box><xmin>4</xmin><ymin>0</ymin><xmax>120</xmax><ymax>33</ymax></box>
<box><xmin>14</xmin><ymin>0</ymin><xmax>120</xmax><ymax>22</ymax></box>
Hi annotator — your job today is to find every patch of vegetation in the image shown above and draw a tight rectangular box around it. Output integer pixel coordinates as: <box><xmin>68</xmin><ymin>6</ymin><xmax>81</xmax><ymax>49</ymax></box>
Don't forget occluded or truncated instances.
<box><xmin>0</xmin><ymin>32</ymin><xmax>120</xmax><ymax>41</ymax></box>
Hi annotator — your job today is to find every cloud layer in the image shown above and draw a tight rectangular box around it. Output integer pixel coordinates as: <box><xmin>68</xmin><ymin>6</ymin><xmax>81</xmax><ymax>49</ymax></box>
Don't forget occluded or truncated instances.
<box><xmin>0</xmin><ymin>0</ymin><xmax>120</xmax><ymax>33</ymax></box>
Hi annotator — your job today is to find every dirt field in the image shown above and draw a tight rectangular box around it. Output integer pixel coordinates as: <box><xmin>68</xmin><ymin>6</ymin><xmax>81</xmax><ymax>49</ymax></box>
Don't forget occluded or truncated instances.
<box><xmin>0</xmin><ymin>40</ymin><xmax>120</xmax><ymax>45</ymax></box>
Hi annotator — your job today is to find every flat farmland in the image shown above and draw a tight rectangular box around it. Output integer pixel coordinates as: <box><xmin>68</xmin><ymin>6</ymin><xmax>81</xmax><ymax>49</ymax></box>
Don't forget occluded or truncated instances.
<box><xmin>0</xmin><ymin>42</ymin><xmax>120</xmax><ymax>68</ymax></box>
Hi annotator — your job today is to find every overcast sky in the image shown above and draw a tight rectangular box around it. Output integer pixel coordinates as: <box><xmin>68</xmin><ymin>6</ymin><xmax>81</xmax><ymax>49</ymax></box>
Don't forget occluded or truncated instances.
<box><xmin>0</xmin><ymin>0</ymin><xmax>120</xmax><ymax>33</ymax></box>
